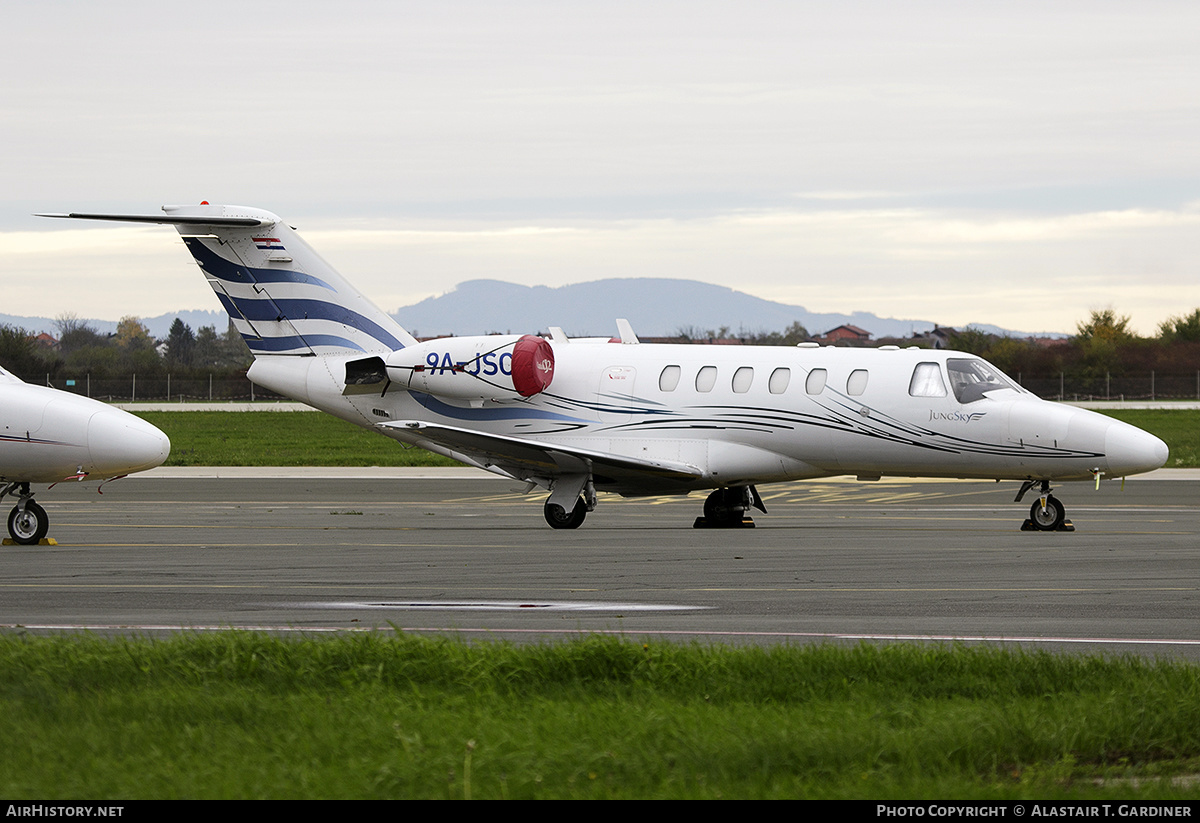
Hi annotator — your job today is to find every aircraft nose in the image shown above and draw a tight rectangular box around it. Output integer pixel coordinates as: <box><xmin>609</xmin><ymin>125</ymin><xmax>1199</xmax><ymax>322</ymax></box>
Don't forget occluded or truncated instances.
<box><xmin>1105</xmin><ymin>420</ymin><xmax>1168</xmax><ymax>477</ymax></box>
<box><xmin>88</xmin><ymin>411</ymin><xmax>171</xmax><ymax>477</ymax></box>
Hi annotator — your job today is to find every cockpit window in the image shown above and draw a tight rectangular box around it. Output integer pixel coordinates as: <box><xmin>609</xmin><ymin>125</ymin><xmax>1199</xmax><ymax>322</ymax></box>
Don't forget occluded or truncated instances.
<box><xmin>946</xmin><ymin>358</ymin><xmax>1017</xmax><ymax>404</ymax></box>
<box><xmin>908</xmin><ymin>362</ymin><xmax>948</xmax><ymax>397</ymax></box>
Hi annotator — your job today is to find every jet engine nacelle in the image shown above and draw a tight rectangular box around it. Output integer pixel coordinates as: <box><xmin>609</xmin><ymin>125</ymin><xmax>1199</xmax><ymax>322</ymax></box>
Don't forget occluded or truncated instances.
<box><xmin>386</xmin><ymin>334</ymin><xmax>555</xmax><ymax>400</ymax></box>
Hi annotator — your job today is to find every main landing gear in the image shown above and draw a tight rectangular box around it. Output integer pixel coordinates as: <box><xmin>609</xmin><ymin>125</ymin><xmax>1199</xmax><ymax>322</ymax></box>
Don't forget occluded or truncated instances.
<box><xmin>544</xmin><ymin>497</ymin><xmax>588</xmax><ymax>529</ymax></box>
<box><xmin>694</xmin><ymin>485</ymin><xmax>766</xmax><ymax>529</ymax></box>
<box><xmin>543</xmin><ymin>475</ymin><xmax>597</xmax><ymax>530</ymax></box>
<box><xmin>1015</xmin><ymin>479</ymin><xmax>1074</xmax><ymax>532</ymax></box>
<box><xmin>2</xmin><ymin>483</ymin><xmax>50</xmax><ymax>545</ymax></box>
<box><xmin>541</xmin><ymin>481</ymin><xmax>769</xmax><ymax>530</ymax></box>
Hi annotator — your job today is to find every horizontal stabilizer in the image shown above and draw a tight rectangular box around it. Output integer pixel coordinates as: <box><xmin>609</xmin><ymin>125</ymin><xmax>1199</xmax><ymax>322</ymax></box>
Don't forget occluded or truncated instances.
<box><xmin>39</xmin><ymin>204</ymin><xmax>417</xmax><ymax>356</ymax></box>
<box><xmin>36</xmin><ymin>212</ymin><xmax>272</xmax><ymax>228</ymax></box>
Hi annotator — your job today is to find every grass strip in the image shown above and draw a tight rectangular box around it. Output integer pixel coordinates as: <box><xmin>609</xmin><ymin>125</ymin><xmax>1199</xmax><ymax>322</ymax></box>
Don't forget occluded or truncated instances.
<box><xmin>1100</xmin><ymin>409</ymin><xmax>1200</xmax><ymax>469</ymax></box>
<box><xmin>133</xmin><ymin>411</ymin><xmax>459</xmax><ymax>467</ymax></box>
<box><xmin>1</xmin><ymin>632</ymin><xmax>1199</xmax><ymax>799</ymax></box>
<box><xmin>133</xmin><ymin>409</ymin><xmax>1200</xmax><ymax>469</ymax></box>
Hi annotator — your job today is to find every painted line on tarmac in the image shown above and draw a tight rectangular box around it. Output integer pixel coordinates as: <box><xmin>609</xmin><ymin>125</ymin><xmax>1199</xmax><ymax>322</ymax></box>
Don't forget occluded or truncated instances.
<box><xmin>284</xmin><ymin>600</ymin><xmax>710</xmax><ymax>612</ymax></box>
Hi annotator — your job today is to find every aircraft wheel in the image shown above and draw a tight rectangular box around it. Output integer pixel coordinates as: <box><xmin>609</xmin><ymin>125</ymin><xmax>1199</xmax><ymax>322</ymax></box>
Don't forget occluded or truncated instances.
<box><xmin>1028</xmin><ymin>495</ymin><xmax>1065</xmax><ymax>531</ymax></box>
<box><xmin>703</xmin><ymin>488</ymin><xmax>746</xmax><ymax>526</ymax></box>
<box><xmin>544</xmin><ymin>498</ymin><xmax>587</xmax><ymax>530</ymax></box>
<box><xmin>7</xmin><ymin>501</ymin><xmax>49</xmax><ymax>545</ymax></box>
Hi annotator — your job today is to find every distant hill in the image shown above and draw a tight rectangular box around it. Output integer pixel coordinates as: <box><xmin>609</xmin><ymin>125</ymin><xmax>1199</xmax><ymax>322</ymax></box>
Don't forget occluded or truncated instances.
<box><xmin>390</xmin><ymin>278</ymin><xmax>1054</xmax><ymax>340</ymax></box>
<box><xmin>0</xmin><ymin>310</ymin><xmax>228</xmax><ymax>340</ymax></box>
<box><xmin>0</xmin><ymin>279</ymin><xmax>1062</xmax><ymax>342</ymax></box>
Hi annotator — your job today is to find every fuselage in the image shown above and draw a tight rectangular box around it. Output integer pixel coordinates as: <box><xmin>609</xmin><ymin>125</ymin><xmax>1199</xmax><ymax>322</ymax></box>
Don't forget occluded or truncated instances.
<box><xmin>0</xmin><ymin>368</ymin><xmax>171</xmax><ymax>484</ymax></box>
<box><xmin>37</xmin><ymin>203</ymin><xmax>1171</xmax><ymax>530</ymax></box>
<box><xmin>248</xmin><ymin>342</ymin><xmax>1168</xmax><ymax>492</ymax></box>
<box><xmin>35</xmin><ymin>202</ymin><xmax>1171</xmax><ymax>532</ymax></box>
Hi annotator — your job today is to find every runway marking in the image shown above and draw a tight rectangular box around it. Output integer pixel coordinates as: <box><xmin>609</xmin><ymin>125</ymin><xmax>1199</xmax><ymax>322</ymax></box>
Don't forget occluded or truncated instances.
<box><xmin>4</xmin><ymin>624</ymin><xmax>1200</xmax><ymax>649</ymax></box>
<box><xmin>6</xmin><ymin>542</ymin><xmax>315</xmax><ymax>548</ymax></box>
<box><xmin>692</xmin><ymin>586</ymin><xmax>1200</xmax><ymax>592</ymax></box>
<box><xmin>0</xmin><ymin>583</ymin><xmax>597</xmax><ymax>591</ymax></box>
<box><xmin>284</xmin><ymin>600</ymin><xmax>710</xmax><ymax>612</ymax></box>
<box><xmin>0</xmin><ymin>583</ymin><xmax>1196</xmax><ymax>594</ymax></box>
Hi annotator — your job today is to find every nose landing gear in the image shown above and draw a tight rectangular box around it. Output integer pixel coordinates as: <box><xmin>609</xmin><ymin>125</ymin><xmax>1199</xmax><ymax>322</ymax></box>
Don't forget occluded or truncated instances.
<box><xmin>2</xmin><ymin>483</ymin><xmax>50</xmax><ymax>545</ymax></box>
<box><xmin>1015</xmin><ymin>479</ymin><xmax>1074</xmax><ymax>532</ymax></box>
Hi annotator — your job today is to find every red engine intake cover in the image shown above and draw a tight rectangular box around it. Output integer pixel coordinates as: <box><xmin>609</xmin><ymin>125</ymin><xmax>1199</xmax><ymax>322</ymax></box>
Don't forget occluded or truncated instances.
<box><xmin>510</xmin><ymin>335</ymin><xmax>555</xmax><ymax>397</ymax></box>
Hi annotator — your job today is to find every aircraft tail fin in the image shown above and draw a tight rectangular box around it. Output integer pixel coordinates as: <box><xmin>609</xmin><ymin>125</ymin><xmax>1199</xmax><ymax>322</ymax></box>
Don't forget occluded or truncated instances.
<box><xmin>40</xmin><ymin>204</ymin><xmax>416</xmax><ymax>356</ymax></box>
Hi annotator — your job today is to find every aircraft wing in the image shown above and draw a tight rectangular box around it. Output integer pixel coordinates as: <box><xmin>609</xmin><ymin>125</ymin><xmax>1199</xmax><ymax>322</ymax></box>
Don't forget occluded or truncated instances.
<box><xmin>378</xmin><ymin>420</ymin><xmax>704</xmax><ymax>492</ymax></box>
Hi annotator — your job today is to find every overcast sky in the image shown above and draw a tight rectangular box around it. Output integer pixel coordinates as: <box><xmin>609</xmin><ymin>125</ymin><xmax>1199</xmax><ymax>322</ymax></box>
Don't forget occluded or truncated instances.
<box><xmin>3</xmin><ymin>0</ymin><xmax>1199</xmax><ymax>335</ymax></box>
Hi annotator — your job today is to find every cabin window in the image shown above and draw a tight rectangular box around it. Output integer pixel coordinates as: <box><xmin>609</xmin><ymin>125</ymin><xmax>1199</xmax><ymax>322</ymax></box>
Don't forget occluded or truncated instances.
<box><xmin>805</xmin><ymin>368</ymin><xmax>827</xmax><ymax>395</ymax></box>
<box><xmin>732</xmin><ymin>367</ymin><xmax>754</xmax><ymax>393</ymax></box>
<box><xmin>695</xmin><ymin>366</ymin><xmax>718</xmax><ymax>392</ymax></box>
<box><xmin>908</xmin><ymin>362</ymin><xmax>948</xmax><ymax>397</ymax></box>
<box><xmin>768</xmin><ymin>367</ymin><xmax>790</xmax><ymax>394</ymax></box>
<box><xmin>659</xmin><ymin>365</ymin><xmax>681</xmax><ymax>392</ymax></box>
<box><xmin>846</xmin><ymin>369</ymin><xmax>869</xmax><ymax>396</ymax></box>
<box><xmin>947</xmin><ymin>358</ymin><xmax>1017</xmax><ymax>404</ymax></box>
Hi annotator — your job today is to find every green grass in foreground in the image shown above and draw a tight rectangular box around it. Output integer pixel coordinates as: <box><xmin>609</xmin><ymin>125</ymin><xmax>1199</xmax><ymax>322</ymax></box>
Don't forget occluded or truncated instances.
<box><xmin>1</xmin><ymin>633</ymin><xmax>1199</xmax><ymax>800</ymax></box>
<box><xmin>134</xmin><ymin>408</ymin><xmax>1200</xmax><ymax>468</ymax></box>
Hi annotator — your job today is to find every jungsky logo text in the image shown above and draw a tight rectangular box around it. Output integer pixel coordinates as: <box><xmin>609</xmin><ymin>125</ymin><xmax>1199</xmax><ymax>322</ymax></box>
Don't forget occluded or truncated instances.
<box><xmin>929</xmin><ymin>410</ymin><xmax>987</xmax><ymax>423</ymax></box>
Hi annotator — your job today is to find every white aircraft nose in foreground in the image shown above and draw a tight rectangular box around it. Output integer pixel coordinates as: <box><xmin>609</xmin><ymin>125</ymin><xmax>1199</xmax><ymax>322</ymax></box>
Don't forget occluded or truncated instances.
<box><xmin>40</xmin><ymin>204</ymin><xmax>1168</xmax><ymax>531</ymax></box>
<box><xmin>0</xmin><ymin>365</ymin><xmax>170</xmax><ymax>543</ymax></box>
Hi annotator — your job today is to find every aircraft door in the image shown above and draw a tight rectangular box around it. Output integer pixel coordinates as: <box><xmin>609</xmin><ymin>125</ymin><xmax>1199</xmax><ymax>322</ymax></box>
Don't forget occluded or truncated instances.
<box><xmin>598</xmin><ymin>366</ymin><xmax>637</xmax><ymax>423</ymax></box>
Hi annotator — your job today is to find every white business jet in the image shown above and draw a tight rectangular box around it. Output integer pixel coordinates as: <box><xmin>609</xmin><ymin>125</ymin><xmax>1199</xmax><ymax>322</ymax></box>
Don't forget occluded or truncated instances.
<box><xmin>40</xmin><ymin>204</ymin><xmax>1168</xmax><ymax>530</ymax></box>
<box><xmin>0</xmin><ymin>365</ymin><xmax>170</xmax><ymax>543</ymax></box>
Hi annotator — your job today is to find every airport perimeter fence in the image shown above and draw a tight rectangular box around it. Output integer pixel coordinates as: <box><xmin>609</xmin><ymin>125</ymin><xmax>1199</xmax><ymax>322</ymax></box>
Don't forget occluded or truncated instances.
<box><xmin>11</xmin><ymin>370</ymin><xmax>1200</xmax><ymax>404</ymax></box>
<box><xmin>19</xmin><ymin>374</ymin><xmax>287</xmax><ymax>403</ymax></box>
<box><xmin>1015</xmin><ymin>371</ymin><xmax>1200</xmax><ymax>402</ymax></box>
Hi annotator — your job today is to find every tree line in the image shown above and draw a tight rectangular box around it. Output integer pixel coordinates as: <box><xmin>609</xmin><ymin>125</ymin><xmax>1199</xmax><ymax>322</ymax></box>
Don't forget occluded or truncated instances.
<box><xmin>0</xmin><ymin>314</ymin><xmax>252</xmax><ymax>381</ymax></box>
<box><xmin>2</xmin><ymin>306</ymin><xmax>1197</xmax><ymax>395</ymax></box>
<box><xmin>939</xmin><ymin>308</ymin><xmax>1200</xmax><ymax>382</ymax></box>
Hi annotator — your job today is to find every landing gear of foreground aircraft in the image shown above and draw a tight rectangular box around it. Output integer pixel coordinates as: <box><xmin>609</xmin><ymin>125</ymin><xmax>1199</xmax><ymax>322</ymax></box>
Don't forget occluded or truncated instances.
<box><xmin>544</xmin><ymin>498</ymin><xmax>588</xmax><ymax>529</ymax></box>
<box><xmin>694</xmin><ymin>485</ymin><xmax>763</xmax><ymax>529</ymax></box>
<box><xmin>542</xmin><ymin>475</ymin><xmax>595</xmax><ymax>529</ymax></box>
<box><xmin>3</xmin><ymin>484</ymin><xmax>50</xmax><ymax>545</ymax></box>
<box><xmin>1027</xmin><ymin>495</ymin><xmax>1067</xmax><ymax>531</ymax></box>
<box><xmin>1015</xmin><ymin>480</ymin><xmax>1074</xmax><ymax>532</ymax></box>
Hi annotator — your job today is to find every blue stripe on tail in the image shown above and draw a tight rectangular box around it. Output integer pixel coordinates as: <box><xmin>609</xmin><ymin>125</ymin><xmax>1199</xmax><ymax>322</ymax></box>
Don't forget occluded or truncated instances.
<box><xmin>183</xmin><ymin>238</ymin><xmax>337</xmax><ymax>290</ymax></box>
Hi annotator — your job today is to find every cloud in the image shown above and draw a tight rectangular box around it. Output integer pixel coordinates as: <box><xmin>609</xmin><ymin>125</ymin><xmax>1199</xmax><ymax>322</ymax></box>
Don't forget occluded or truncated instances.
<box><xmin>11</xmin><ymin>201</ymin><xmax>1193</xmax><ymax>335</ymax></box>
<box><xmin>3</xmin><ymin>3</ymin><xmax>1200</xmax><ymax>335</ymax></box>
